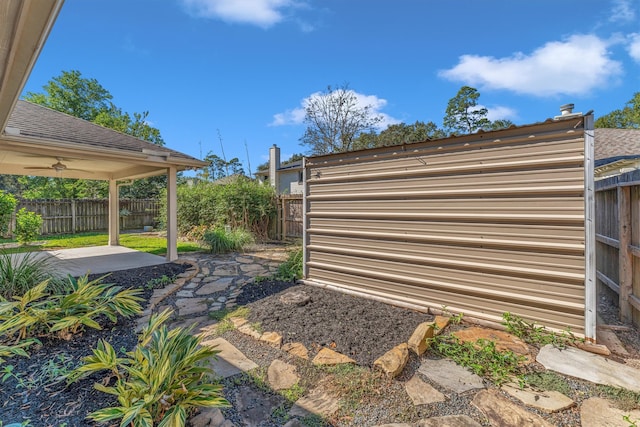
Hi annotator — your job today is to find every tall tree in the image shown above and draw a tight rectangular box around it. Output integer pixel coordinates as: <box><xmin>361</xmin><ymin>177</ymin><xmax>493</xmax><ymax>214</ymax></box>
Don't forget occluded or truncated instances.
<box><xmin>202</xmin><ymin>153</ymin><xmax>245</xmax><ymax>181</ymax></box>
<box><xmin>595</xmin><ymin>92</ymin><xmax>640</xmax><ymax>128</ymax></box>
<box><xmin>18</xmin><ymin>70</ymin><xmax>167</xmax><ymax>198</ymax></box>
<box><xmin>24</xmin><ymin>70</ymin><xmax>112</xmax><ymax>121</ymax></box>
<box><xmin>301</xmin><ymin>84</ymin><xmax>383</xmax><ymax>155</ymax></box>
<box><xmin>353</xmin><ymin>121</ymin><xmax>445</xmax><ymax>150</ymax></box>
<box><xmin>443</xmin><ymin>86</ymin><xmax>492</xmax><ymax>135</ymax></box>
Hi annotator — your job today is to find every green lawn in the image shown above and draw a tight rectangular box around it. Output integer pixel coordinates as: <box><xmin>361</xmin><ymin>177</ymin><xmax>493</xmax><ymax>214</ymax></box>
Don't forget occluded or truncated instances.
<box><xmin>0</xmin><ymin>232</ymin><xmax>202</xmax><ymax>256</ymax></box>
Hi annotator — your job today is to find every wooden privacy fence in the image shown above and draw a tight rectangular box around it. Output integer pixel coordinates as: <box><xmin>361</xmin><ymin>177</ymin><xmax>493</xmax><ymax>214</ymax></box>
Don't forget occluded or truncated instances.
<box><xmin>12</xmin><ymin>199</ymin><xmax>160</xmax><ymax>235</ymax></box>
<box><xmin>277</xmin><ymin>194</ymin><xmax>303</xmax><ymax>239</ymax></box>
<box><xmin>595</xmin><ymin>169</ymin><xmax>640</xmax><ymax>327</ymax></box>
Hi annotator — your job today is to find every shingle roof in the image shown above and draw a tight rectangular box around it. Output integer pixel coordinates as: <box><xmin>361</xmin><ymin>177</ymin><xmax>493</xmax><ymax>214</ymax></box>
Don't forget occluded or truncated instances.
<box><xmin>594</xmin><ymin>128</ymin><xmax>640</xmax><ymax>164</ymax></box>
<box><xmin>6</xmin><ymin>100</ymin><xmax>202</xmax><ymax>163</ymax></box>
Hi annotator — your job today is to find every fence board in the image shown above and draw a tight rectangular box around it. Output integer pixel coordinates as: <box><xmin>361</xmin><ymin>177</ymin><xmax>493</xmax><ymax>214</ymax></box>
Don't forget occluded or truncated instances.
<box><xmin>595</xmin><ymin>169</ymin><xmax>640</xmax><ymax>328</ymax></box>
<box><xmin>11</xmin><ymin>199</ymin><xmax>159</xmax><ymax>235</ymax></box>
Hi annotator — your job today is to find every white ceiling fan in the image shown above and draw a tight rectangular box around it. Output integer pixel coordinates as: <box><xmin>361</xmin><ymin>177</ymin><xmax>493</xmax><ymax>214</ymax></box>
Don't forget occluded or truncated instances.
<box><xmin>24</xmin><ymin>157</ymin><xmax>93</xmax><ymax>174</ymax></box>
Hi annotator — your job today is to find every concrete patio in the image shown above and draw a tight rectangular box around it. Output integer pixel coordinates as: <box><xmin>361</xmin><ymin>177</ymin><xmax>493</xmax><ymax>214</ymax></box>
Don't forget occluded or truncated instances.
<box><xmin>14</xmin><ymin>246</ymin><xmax>168</xmax><ymax>277</ymax></box>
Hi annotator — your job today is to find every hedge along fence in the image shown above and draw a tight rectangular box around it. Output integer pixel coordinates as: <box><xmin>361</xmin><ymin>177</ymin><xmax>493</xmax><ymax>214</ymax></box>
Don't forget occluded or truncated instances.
<box><xmin>303</xmin><ymin>115</ymin><xmax>597</xmax><ymax>340</ymax></box>
<box><xmin>8</xmin><ymin>199</ymin><xmax>160</xmax><ymax>235</ymax></box>
<box><xmin>162</xmin><ymin>176</ymin><xmax>277</xmax><ymax>240</ymax></box>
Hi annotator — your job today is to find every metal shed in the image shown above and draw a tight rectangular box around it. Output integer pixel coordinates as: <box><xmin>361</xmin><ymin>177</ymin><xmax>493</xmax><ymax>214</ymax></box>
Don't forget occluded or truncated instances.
<box><xmin>302</xmin><ymin>113</ymin><xmax>596</xmax><ymax>341</ymax></box>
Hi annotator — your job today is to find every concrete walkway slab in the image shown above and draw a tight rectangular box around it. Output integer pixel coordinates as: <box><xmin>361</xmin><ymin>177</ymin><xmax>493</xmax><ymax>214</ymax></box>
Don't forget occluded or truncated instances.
<box><xmin>537</xmin><ymin>344</ymin><xmax>640</xmax><ymax>392</ymax></box>
<box><xmin>19</xmin><ymin>246</ymin><xmax>168</xmax><ymax>277</ymax></box>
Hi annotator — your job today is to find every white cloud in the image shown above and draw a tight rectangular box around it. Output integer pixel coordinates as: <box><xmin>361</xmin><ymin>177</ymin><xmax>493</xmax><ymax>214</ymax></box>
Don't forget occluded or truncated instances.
<box><xmin>270</xmin><ymin>90</ymin><xmax>400</xmax><ymax>130</ymax></box>
<box><xmin>610</xmin><ymin>0</ymin><xmax>636</xmax><ymax>23</ymax></box>
<box><xmin>476</xmin><ymin>105</ymin><xmax>518</xmax><ymax>122</ymax></box>
<box><xmin>181</xmin><ymin>0</ymin><xmax>295</xmax><ymax>28</ymax></box>
<box><xmin>628</xmin><ymin>33</ymin><xmax>640</xmax><ymax>62</ymax></box>
<box><xmin>439</xmin><ymin>34</ymin><xmax>623</xmax><ymax>97</ymax></box>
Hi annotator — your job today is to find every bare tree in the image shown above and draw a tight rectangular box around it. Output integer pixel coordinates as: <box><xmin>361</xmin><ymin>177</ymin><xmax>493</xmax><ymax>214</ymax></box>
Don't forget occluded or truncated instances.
<box><xmin>300</xmin><ymin>84</ymin><xmax>383</xmax><ymax>155</ymax></box>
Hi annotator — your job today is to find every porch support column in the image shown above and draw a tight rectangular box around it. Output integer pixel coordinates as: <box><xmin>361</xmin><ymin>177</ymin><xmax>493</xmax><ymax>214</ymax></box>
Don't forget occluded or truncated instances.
<box><xmin>166</xmin><ymin>166</ymin><xmax>178</xmax><ymax>261</ymax></box>
<box><xmin>108</xmin><ymin>179</ymin><xmax>119</xmax><ymax>245</ymax></box>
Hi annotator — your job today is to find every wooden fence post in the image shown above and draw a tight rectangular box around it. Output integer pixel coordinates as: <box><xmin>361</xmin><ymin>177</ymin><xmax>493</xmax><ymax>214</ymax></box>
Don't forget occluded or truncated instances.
<box><xmin>71</xmin><ymin>199</ymin><xmax>77</xmax><ymax>234</ymax></box>
<box><xmin>619</xmin><ymin>186</ymin><xmax>633</xmax><ymax>322</ymax></box>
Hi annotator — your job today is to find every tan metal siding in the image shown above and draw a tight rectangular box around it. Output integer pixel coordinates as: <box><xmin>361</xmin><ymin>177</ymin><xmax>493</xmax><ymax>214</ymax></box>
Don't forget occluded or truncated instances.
<box><xmin>305</xmin><ymin>119</ymin><xmax>590</xmax><ymax>335</ymax></box>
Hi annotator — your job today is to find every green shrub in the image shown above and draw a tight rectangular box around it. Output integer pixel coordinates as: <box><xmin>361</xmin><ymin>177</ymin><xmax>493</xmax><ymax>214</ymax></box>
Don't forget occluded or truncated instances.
<box><xmin>161</xmin><ymin>177</ymin><xmax>277</xmax><ymax>239</ymax></box>
<box><xmin>0</xmin><ymin>251</ymin><xmax>61</xmax><ymax>299</ymax></box>
<box><xmin>203</xmin><ymin>227</ymin><xmax>254</xmax><ymax>254</ymax></box>
<box><xmin>0</xmin><ymin>191</ymin><xmax>17</xmax><ymax>237</ymax></box>
<box><xmin>276</xmin><ymin>247</ymin><xmax>303</xmax><ymax>281</ymax></box>
<box><xmin>14</xmin><ymin>208</ymin><xmax>42</xmax><ymax>245</ymax></box>
<box><xmin>69</xmin><ymin>309</ymin><xmax>229</xmax><ymax>426</ymax></box>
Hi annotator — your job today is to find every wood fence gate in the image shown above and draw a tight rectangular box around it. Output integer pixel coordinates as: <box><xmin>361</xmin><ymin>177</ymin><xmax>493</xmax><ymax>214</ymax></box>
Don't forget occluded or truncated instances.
<box><xmin>277</xmin><ymin>195</ymin><xmax>303</xmax><ymax>240</ymax></box>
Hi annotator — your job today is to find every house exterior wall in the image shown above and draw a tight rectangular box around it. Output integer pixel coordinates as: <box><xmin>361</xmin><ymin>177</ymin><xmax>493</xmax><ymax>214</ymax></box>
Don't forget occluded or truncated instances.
<box><xmin>303</xmin><ymin>116</ymin><xmax>594</xmax><ymax>337</ymax></box>
<box><xmin>279</xmin><ymin>170</ymin><xmax>303</xmax><ymax>194</ymax></box>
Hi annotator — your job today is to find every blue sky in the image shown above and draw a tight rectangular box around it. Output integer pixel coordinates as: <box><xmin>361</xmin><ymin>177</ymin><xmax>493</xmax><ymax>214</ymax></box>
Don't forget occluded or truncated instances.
<box><xmin>22</xmin><ymin>0</ymin><xmax>640</xmax><ymax>175</ymax></box>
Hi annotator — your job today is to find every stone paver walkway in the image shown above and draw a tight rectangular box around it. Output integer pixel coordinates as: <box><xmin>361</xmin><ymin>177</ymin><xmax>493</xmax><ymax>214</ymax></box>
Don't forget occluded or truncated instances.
<box><xmin>137</xmin><ymin>246</ymin><xmax>640</xmax><ymax>427</ymax></box>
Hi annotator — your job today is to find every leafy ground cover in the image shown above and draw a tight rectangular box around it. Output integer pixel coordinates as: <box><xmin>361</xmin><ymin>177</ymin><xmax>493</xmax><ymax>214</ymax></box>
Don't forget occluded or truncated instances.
<box><xmin>0</xmin><ymin>263</ymin><xmax>189</xmax><ymax>427</ymax></box>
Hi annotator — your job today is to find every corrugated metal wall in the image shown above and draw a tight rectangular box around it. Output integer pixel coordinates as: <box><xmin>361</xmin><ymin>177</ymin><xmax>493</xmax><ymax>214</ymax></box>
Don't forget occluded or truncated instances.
<box><xmin>304</xmin><ymin>117</ymin><xmax>594</xmax><ymax>337</ymax></box>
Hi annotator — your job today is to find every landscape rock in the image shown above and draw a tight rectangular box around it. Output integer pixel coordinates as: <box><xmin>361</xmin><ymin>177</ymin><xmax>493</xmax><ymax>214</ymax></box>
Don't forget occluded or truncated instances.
<box><xmin>453</xmin><ymin>327</ymin><xmax>530</xmax><ymax>358</ymax></box>
<box><xmin>279</xmin><ymin>290</ymin><xmax>311</xmax><ymax>306</ymax></box>
<box><xmin>595</xmin><ymin>327</ymin><xmax>629</xmax><ymax>357</ymax></box>
<box><xmin>289</xmin><ymin>387</ymin><xmax>340</xmax><ymax>418</ymax></box>
<box><xmin>472</xmin><ymin>389</ymin><xmax>554</xmax><ymax>427</ymax></box>
<box><xmin>416</xmin><ymin>415</ymin><xmax>482</xmax><ymax>427</ymax></box>
<box><xmin>580</xmin><ymin>397</ymin><xmax>640</xmax><ymax>427</ymax></box>
<box><xmin>408</xmin><ymin>322</ymin><xmax>434</xmax><ymax>355</ymax></box>
<box><xmin>259</xmin><ymin>331</ymin><xmax>283</xmax><ymax>347</ymax></box>
<box><xmin>312</xmin><ymin>347</ymin><xmax>356</xmax><ymax>365</ymax></box>
<box><xmin>267</xmin><ymin>359</ymin><xmax>299</xmax><ymax>390</ymax></box>
<box><xmin>230</xmin><ymin>317</ymin><xmax>248</xmax><ymax>328</ymax></box>
<box><xmin>282</xmin><ymin>342</ymin><xmax>309</xmax><ymax>360</ymax></box>
<box><xmin>237</xmin><ymin>324</ymin><xmax>262</xmax><ymax>339</ymax></box>
<box><xmin>537</xmin><ymin>344</ymin><xmax>640</xmax><ymax>392</ymax></box>
<box><xmin>190</xmin><ymin>407</ymin><xmax>226</xmax><ymax>427</ymax></box>
<box><xmin>418</xmin><ymin>358</ymin><xmax>484</xmax><ymax>394</ymax></box>
<box><xmin>433</xmin><ymin>316</ymin><xmax>451</xmax><ymax>335</ymax></box>
<box><xmin>371</xmin><ymin>424</ymin><xmax>411</xmax><ymax>427</ymax></box>
<box><xmin>404</xmin><ymin>374</ymin><xmax>445</xmax><ymax>405</ymax></box>
<box><xmin>501</xmin><ymin>383</ymin><xmax>575</xmax><ymax>413</ymax></box>
<box><xmin>374</xmin><ymin>343</ymin><xmax>409</xmax><ymax>378</ymax></box>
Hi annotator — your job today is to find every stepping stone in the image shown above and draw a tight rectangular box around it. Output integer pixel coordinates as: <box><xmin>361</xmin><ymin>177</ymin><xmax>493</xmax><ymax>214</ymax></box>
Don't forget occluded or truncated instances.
<box><xmin>374</xmin><ymin>343</ymin><xmax>409</xmax><ymax>378</ymax></box>
<box><xmin>290</xmin><ymin>387</ymin><xmax>339</xmax><ymax>418</ymax></box>
<box><xmin>472</xmin><ymin>389</ymin><xmax>554</xmax><ymax>427</ymax></box>
<box><xmin>176</xmin><ymin>297</ymin><xmax>209</xmax><ymax>316</ymax></box>
<box><xmin>418</xmin><ymin>359</ymin><xmax>484</xmax><ymax>394</ymax></box>
<box><xmin>196</xmin><ymin>278</ymin><xmax>234</xmax><ymax>296</ymax></box>
<box><xmin>170</xmin><ymin>315</ymin><xmax>210</xmax><ymax>331</ymax></box>
<box><xmin>416</xmin><ymin>415</ymin><xmax>482</xmax><ymax>427</ymax></box>
<box><xmin>453</xmin><ymin>327</ymin><xmax>530</xmax><ymax>358</ymax></box>
<box><xmin>501</xmin><ymin>383</ymin><xmax>574</xmax><ymax>413</ymax></box>
<box><xmin>580</xmin><ymin>397</ymin><xmax>640</xmax><ymax>427</ymax></box>
<box><xmin>312</xmin><ymin>347</ymin><xmax>356</xmax><ymax>365</ymax></box>
<box><xmin>404</xmin><ymin>374</ymin><xmax>445</xmax><ymax>405</ymax></box>
<box><xmin>200</xmin><ymin>266</ymin><xmax>210</xmax><ymax>275</ymax></box>
<box><xmin>536</xmin><ymin>344</ymin><xmax>640</xmax><ymax>392</ymax></box>
<box><xmin>236</xmin><ymin>256</ymin><xmax>254</xmax><ymax>263</ymax></box>
<box><xmin>212</xmin><ymin>268</ymin><xmax>237</xmax><ymax>276</ymax></box>
<box><xmin>279</xmin><ymin>290</ymin><xmax>311</xmax><ymax>306</ymax></box>
<box><xmin>176</xmin><ymin>290</ymin><xmax>194</xmax><ymax>297</ymax></box>
<box><xmin>240</xmin><ymin>263</ymin><xmax>265</xmax><ymax>273</ymax></box>
<box><xmin>200</xmin><ymin>337</ymin><xmax>258</xmax><ymax>378</ymax></box>
<box><xmin>372</xmin><ymin>424</ymin><xmax>411</xmax><ymax>427</ymax></box>
<box><xmin>283</xmin><ymin>342</ymin><xmax>309</xmax><ymax>360</ymax></box>
<box><xmin>235</xmin><ymin>386</ymin><xmax>281</xmax><ymax>427</ymax></box>
<box><xmin>268</xmin><ymin>359</ymin><xmax>299</xmax><ymax>390</ymax></box>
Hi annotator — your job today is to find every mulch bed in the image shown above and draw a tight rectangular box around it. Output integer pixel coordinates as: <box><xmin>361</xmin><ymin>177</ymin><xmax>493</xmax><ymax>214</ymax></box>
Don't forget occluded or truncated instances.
<box><xmin>241</xmin><ymin>282</ymin><xmax>431</xmax><ymax>366</ymax></box>
<box><xmin>0</xmin><ymin>262</ymin><xmax>188</xmax><ymax>427</ymax></box>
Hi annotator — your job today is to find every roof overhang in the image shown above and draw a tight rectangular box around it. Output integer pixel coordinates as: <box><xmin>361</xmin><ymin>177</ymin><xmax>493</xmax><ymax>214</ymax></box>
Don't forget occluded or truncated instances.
<box><xmin>595</xmin><ymin>158</ymin><xmax>640</xmax><ymax>180</ymax></box>
<box><xmin>0</xmin><ymin>0</ymin><xmax>63</xmax><ymax>130</ymax></box>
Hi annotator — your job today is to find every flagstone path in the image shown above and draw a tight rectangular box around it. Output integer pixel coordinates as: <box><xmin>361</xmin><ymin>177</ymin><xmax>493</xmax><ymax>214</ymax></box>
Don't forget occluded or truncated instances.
<box><xmin>137</xmin><ymin>246</ymin><xmax>640</xmax><ymax>427</ymax></box>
